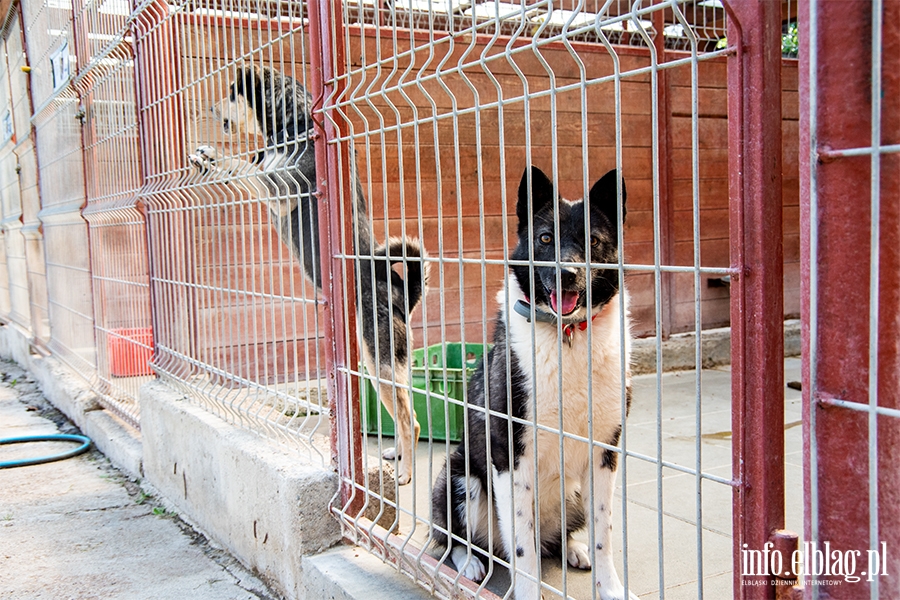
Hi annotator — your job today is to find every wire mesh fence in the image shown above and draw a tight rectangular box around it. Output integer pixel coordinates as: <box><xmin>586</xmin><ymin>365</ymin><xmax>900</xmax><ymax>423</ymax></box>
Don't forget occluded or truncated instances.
<box><xmin>0</xmin><ymin>22</ymin><xmax>22</xmax><ymax>329</ymax></box>
<box><xmin>0</xmin><ymin>1</ymin><xmax>857</xmax><ymax>599</ymax></box>
<box><xmin>131</xmin><ymin>0</ymin><xmax>331</xmax><ymax>457</ymax></box>
<box><xmin>75</xmin><ymin>0</ymin><xmax>149</xmax><ymax>426</ymax></box>
<box><xmin>317</xmin><ymin>2</ymin><xmax>754</xmax><ymax>599</ymax></box>
<box><xmin>20</xmin><ymin>0</ymin><xmax>98</xmax><ymax>379</ymax></box>
<box><xmin>1</xmin><ymin>8</ymin><xmax>50</xmax><ymax>344</ymax></box>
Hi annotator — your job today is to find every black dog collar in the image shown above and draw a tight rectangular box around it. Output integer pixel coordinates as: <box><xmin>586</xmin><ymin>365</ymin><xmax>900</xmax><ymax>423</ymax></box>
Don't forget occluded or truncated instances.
<box><xmin>513</xmin><ymin>299</ymin><xmax>597</xmax><ymax>340</ymax></box>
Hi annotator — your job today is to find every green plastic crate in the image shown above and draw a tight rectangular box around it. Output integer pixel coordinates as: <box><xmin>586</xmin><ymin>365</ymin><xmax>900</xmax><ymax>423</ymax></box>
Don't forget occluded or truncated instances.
<box><xmin>360</xmin><ymin>342</ymin><xmax>488</xmax><ymax>442</ymax></box>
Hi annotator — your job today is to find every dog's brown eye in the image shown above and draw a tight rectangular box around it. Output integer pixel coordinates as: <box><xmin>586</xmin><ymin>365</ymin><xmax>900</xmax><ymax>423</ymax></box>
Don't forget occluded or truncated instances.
<box><xmin>590</xmin><ymin>236</ymin><xmax>600</xmax><ymax>248</ymax></box>
<box><xmin>540</xmin><ymin>233</ymin><xmax>552</xmax><ymax>244</ymax></box>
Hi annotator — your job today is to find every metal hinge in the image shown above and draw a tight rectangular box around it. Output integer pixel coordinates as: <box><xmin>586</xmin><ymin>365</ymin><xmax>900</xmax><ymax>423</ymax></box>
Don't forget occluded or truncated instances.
<box><xmin>772</xmin><ymin>529</ymin><xmax>804</xmax><ymax>600</ymax></box>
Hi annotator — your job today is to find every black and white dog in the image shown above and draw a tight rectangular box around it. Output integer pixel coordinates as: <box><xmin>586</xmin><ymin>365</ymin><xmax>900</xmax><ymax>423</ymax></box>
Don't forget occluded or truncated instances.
<box><xmin>431</xmin><ymin>166</ymin><xmax>636</xmax><ymax>599</ymax></box>
<box><xmin>189</xmin><ymin>66</ymin><xmax>427</xmax><ymax>485</ymax></box>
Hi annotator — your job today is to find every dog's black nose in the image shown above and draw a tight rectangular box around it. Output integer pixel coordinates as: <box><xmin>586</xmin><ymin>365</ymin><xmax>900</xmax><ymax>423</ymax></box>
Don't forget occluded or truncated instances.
<box><xmin>558</xmin><ymin>268</ymin><xmax>578</xmax><ymax>288</ymax></box>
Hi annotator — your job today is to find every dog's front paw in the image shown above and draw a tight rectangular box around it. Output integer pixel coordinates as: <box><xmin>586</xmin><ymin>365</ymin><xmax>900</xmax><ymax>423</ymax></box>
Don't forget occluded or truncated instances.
<box><xmin>597</xmin><ymin>582</ymin><xmax>640</xmax><ymax>600</ymax></box>
<box><xmin>396</xmin><ymin>467</ymin><xmax>412</xmax><ymax>486</ymax></box>
<box><xmin>382</xmin><ymin>446</ymin><xmax>412</xmax><ymax>485</ymax></box>
<box><xmin>567</xmin><ymin>540</ymin><xmax>591</xmax><ymax>570</ymax></box>
<box><xmin>450</xmin><ymin>546</ymin><xmax>486</xmax><ymax>582</ymax></box>
<box><xmin>188</xmin><ymin>145</ymin><xmax>217</xmax><ymax>173</ymax></box>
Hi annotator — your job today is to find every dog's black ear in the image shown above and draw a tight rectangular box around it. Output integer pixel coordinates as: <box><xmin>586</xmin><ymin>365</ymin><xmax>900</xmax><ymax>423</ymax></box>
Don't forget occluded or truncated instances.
<box><xmin>233</xmin><ymin>66</ymin><xmax>262</xmax><ymax>97</ymax></box>
<box><xmin>517</xmin><ymin>166</ymin><xmax>555</xmax><ymax>231</ymax></box>
<box><xmin>229</xmin><ymin>75</ymin><xmax>240</xmax><ymax>102</ymax></box>
<box><xmin>230</xmin><ymin>66</ymin><xmax>251</xmax><ymax>100</ymax></box>
<box><xmin>589</xmin><ymin>168</ymin><xmax>626</xmax><ymax>226</ymax></box>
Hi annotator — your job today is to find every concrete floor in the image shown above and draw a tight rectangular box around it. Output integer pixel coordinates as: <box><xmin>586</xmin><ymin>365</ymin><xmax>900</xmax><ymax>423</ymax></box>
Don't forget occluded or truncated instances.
<box><xmin>0</xmin><ymin>360</ymin><xmax>275</xmax><ymax>600</ymax></box>
<box><xmin>365</xmin><ymin>357</ymin><xmax>803</xmax><ymax>600</ymax></box>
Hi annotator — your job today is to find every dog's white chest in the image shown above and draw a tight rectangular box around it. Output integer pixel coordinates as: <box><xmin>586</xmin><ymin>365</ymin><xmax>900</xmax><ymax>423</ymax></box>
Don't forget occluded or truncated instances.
<box><xmin>501</xmin><ymin>277</ymin><xmax>631</xmax><ymax>481</ymax></box>
<box><xmin>506</xmin><ymin>288</ymin><xmax>628</xmax><ymax>425</ymax></box>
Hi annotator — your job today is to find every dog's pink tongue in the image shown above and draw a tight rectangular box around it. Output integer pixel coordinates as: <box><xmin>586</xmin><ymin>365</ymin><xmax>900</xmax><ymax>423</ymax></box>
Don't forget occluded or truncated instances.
<box><xmin>550</xmin><ymin>290</ymin><xmax>579</xmax><ymax>315</ymax></box>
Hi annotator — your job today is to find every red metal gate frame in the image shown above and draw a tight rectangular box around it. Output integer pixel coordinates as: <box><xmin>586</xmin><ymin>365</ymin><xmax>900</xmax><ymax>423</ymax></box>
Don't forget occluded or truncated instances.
<box><xmin>800</xmin><ymin>1</ymin><xmax>900</xmax><ymax>599</ymax></box>
<box><xmin>307</xmin><ymin>0</ymin><xmax>365</xmax><ymax>518</ymax></box>
<box><xmin>724</xmin><ymin>1</ymin><xmax>787</xmax><ymax>598</ymax></box>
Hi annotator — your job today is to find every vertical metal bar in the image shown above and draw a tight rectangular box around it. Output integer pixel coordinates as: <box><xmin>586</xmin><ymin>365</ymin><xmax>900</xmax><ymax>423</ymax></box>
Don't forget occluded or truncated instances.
<box><xmin>798</xmin><ymin>2</ymin><xmax>820</xmax><ymax>597</ymax></box>
<box><xmin>630</xmin><ymin>8</ymin><xmax>666</xmax><ymax>596</ymax></box>
<box><xmin>866</xmin><ymin>6</ymin><xmax>882</xmax><ymax>600</ymax></box>
<box><xmin>650</xmin><ymin>2</ymin><xmax>674</xmax><ymax>341</ymax></box>
<box><xmin>307</xmin><ymin>0</ymin><xmax>364</xmax><ymax>518</ymax></box>
<box><xmin>724</xmin><ymin>1</ymin><xmax>785</xmax><ymax>598</ymax></box>
<box><xmin>668</xmin><ymin>4</ymin><xmax>705</xmax><ymax>596</ymax></box>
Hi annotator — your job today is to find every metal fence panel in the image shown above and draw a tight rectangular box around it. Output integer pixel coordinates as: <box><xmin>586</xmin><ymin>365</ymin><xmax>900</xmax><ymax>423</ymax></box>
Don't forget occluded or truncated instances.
<box><xmin>0</xmin><ymin>26</ymin><xmax>17</xmax><ymax>324</ymax></box>
<box><xmin>0</xmin><ymin>12</ymin><xmax>34</xmax><ymax>334</ymax></box>
<box><xmin>132</xmin><ymin>0</ymin><xmax>330</xmax><ymax>458</ymax></box>
<box><xmin>315</xmin><ymin>2</ymin><xmax>769</xmax><ymax>599</ymax></box>
<box><xmin>75</xmin><ymin>0</ymin><xmax>149</xmax><ymax>426</ymax></box>
<box><xmin>21</xmin><ymin>0</ymin><xmax>97</xmax><ymax>378</ymax></box>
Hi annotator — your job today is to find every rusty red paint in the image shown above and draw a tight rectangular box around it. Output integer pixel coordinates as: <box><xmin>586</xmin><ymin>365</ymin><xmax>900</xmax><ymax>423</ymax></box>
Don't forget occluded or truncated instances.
<box><xmin>724</xmin><ymin>0</ymin><xmax>786</xmax><ymax>598</ymax></box>
<box><xmin>772</xmin><ymin>530</ymin><xmax>803</xmax><ymax>600</ymax></box>
<box><xmin>800</xmin><ymin>1</ymin><xmax>900</xmax><ymax>598</ymax></box>
<box><xmin>307</xmin><ymin>0</ymin><xmax>365</xmax><ymax>518</ymax></box>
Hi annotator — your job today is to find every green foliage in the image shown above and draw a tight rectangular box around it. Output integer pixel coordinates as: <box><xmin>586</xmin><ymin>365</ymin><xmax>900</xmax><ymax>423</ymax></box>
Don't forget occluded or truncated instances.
<box><xmin>714</xmin><ymin>22</ymin><xmax>798</xmax><ymax>57</ymax></box>
<box><xmin>782</xmin><ymin>22</ymin><xmax>799</xmax><ymax>57</ymax></box>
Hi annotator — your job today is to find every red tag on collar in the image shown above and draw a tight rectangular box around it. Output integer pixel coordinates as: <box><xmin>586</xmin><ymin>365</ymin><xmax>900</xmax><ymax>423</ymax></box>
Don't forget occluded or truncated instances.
<box><xmin>563</xmin><ymin>313</ymin><xmax>597</xmax><ymax>338</ymax></box>
<box><xmin>522</xmin><ymin>293</ymin><xmax>596</xmax><ymax>338</ymax></box>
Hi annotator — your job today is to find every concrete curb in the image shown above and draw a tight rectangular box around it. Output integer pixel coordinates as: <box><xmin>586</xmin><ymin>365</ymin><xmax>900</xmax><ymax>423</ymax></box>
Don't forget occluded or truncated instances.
<box><xmin>139</xmin><ymin>379</ymin><xmax>342</xmax><ymax>599</ymax></box>
<box><xmin>302</xmin><ymin>544</ymin><xmax>432</xmax><ymax>600</ymax></box>
<box><xmin>632</xmin><ymin>319</ymin><xmax>800</xmax><ymax>375</ymax></box>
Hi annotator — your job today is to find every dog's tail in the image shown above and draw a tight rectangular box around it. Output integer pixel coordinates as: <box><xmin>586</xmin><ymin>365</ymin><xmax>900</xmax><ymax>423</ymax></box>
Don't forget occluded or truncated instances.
<box><xmin>374</xmin><ymin>236</ymin><xmax>430</xmax><ymax>314</ymax></box>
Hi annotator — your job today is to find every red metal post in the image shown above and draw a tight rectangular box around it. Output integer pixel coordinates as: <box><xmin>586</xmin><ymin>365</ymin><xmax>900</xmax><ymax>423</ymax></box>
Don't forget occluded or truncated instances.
<box><xmin>725</xmin><ymin>1</ymin><xmax>785</xmax><ymax>598</ymax></box>
<box><xmin>800</xmin><ymin>1</ymin><xmax>900</xmax><ymax>597</ymax></box>
<box><xmin>307</xmin><ymin>0</ymin><xmax>365</xmax><ymax>518</ymax></box>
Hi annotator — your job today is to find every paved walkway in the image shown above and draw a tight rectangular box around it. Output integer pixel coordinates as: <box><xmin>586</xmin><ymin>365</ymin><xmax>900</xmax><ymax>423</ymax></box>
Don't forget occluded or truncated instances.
<box><xmin>0</xmin><ymin>360</ymin><xmax>276</xmax><ymax>600</ymax></box>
